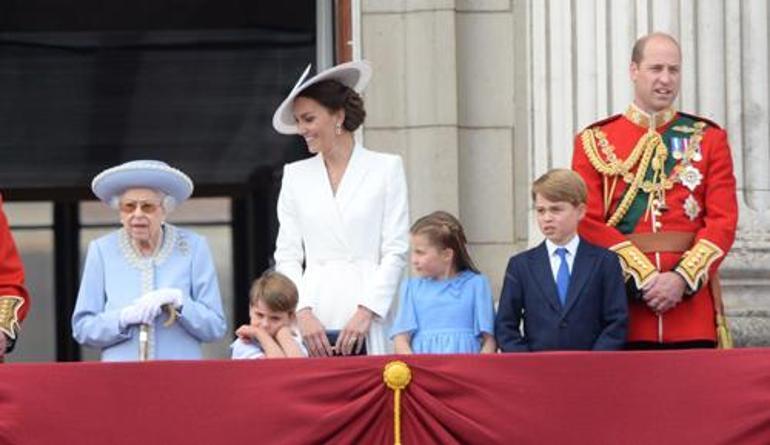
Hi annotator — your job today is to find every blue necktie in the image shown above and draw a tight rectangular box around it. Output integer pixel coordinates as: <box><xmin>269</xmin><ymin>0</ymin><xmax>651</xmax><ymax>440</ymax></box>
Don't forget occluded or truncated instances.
<box><xmin>555</xmin><ymin>247</ymin><xmax>570</xmax><ymax>306</ymax></box>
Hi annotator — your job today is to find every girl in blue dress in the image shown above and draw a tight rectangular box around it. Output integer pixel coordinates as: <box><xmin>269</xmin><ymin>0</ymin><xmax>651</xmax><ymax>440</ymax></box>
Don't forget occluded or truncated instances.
<box><xmin>391</xmin><ymin>211</ymin><xmax>496</xmax><ymax>354</ymax></box>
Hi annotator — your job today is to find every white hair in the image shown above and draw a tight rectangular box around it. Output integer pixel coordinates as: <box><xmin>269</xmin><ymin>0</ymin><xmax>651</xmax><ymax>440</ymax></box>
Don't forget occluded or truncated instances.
<box><xmin>110</xmin><ymin>190</ymin><xmax>177</xmax><ymax>213</ymax></box>
<box><xmin>162</xmin><ymin>194</ymin><xmax>178</xmax><ymax>213</ymax></box>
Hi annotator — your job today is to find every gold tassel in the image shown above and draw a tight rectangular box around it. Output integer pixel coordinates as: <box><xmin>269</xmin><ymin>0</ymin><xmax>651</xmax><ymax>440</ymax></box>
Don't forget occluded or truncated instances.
<box><xmin>709</xmin><ymin>274</ymin><xmax>733</xmax><ymax>349</ymax></box>
<box><xmin>383</xmin><ymin>360</ymin><xmax>412</xmax><ymax>445</ymax></box>
<box><xmin>716</xmin><ymin>315</ymin><xmax>733</xmax><ymax>349</ymax></box>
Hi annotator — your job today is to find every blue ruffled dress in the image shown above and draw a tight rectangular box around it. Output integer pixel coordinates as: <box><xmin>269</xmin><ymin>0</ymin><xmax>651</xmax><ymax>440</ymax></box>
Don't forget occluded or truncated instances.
<box><xmin>390</xmin><ymin>270</ymin><xmax>495</xmax><ymax>354</ymax></box>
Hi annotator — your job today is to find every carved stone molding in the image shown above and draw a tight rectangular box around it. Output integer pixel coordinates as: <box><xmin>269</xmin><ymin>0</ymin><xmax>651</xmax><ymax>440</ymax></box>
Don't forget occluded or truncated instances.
<box><xmin>727</xmin><ymin>208</ymin><xmax>770</xmax><ymax>268</ymax></box>
<box><xmin>727</xmin><ymin>310</ymin><xmax>770</xmax><ymax>347</ymax></box>
<box><xmin>720</xmin><ymin>208</ymin><xmax>770</xmax><ymax>315</ymax></box>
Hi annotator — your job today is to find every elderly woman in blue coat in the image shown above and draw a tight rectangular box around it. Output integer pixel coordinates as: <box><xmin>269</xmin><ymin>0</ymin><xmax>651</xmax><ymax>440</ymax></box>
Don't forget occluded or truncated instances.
<box><xmin>72</xmin><ymin>160</ymin><xmax>226</xmax><ymax>361</ymax></box>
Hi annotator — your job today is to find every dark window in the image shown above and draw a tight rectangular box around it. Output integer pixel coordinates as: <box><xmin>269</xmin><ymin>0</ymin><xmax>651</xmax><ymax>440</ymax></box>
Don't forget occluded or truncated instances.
<box><xmin>1</xmin><ymin>1</ymin><xmax>316</xmax><ymax>361</ymax></box>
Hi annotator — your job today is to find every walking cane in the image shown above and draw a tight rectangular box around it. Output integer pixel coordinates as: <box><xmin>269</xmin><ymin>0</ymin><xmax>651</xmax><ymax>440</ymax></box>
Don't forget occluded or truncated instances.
<box><xmin>138</xmin><ymin>305</ymin><xmax>178</xmax><ymax>361</ymax></box>
<box><xmin>139</xmin><ymin>325</ymin><xmax>150</xmax><ymax>361</ymax></box>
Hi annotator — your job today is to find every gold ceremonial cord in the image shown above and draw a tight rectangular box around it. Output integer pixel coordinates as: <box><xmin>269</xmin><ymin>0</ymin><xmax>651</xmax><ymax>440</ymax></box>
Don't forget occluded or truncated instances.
<box><xmin>581</xmin><ymin>128</ymin><xmax>647</xmax><ymax>219</ymax></box>
<box><xmin>606</xmin><ymin>132</ymin><xmax>661</xmax><ymax>227</ymax></box>
<box><xmin>383</xmin><ymin>361</ymin><xmax>412</xmax><ymax>445</ymax></box>
<box><xmin>581</xmin><ymin>128</ymin><xmax>646</xmax><ymax>177</ymax></box>
<box><xmin>582</xmin><ymin>129</ymin><xmax>663</xmax><ymax>227</ymax></box>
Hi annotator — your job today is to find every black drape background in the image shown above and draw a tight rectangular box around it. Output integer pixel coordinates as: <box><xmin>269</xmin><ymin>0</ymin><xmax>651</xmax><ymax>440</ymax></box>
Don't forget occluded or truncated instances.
<box><xmin>0</xmin><ymin>0</ymin><xmax>316</xmax><ymax>193</ymax></box>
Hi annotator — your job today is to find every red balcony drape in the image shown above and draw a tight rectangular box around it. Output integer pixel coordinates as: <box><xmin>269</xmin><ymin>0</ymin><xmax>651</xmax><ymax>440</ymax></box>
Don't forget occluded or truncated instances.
<box><xmin>1</xmin><ymin>349</ymin><xmax>769</xmax><ymax>444</ymax></box>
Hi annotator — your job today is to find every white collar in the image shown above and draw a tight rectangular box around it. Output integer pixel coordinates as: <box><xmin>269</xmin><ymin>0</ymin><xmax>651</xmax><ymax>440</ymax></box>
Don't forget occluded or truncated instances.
<box><xmin>545</xmin><ymin>235</ymin><xmax>580</xmax><ymax>258</ymax></box>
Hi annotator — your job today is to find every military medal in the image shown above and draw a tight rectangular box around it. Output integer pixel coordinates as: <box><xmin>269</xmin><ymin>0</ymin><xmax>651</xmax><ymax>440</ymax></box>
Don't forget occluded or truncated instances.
<box><xmin>679</xmin><ymin>165</ymin><xmax>703</xmax><ymax>191</ymax></box>
<box><xmin>683</xmin><ymin>194</ymin><xmax>701</xmax><ymax>221</ymax></box>
<box><xmin>671</xmin><ymin>137</ymin><xmax>685</xmax><ymax>160</ymax></box>
<box><xmin>691</xmin><ymin>122</ymin><xmax>706</xmax><ymax>162</ymax></box>
<box><xmin>692</xmin><ymin>145</ymin><xmax>703</xmax><ymax>162</ymax></box>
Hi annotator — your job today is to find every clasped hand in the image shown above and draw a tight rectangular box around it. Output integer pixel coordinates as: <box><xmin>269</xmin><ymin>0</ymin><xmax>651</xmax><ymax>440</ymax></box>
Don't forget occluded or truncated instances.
<box><xmin>297</xmin><ymin>305</ymin><xmax>374</xmax><ymax>357</ymax></box>
<box><xmin>119</xmin><ymin>288</ymin><xmax>183</xmax><ymax>328</ymax></box>
<box><xmin>335</xmin><ymin>306</ymin><xmax>373</xmax><ymax>356</ymax></box>
<box><xmin>296</xmin><ymin>309</ymin><xmax>332</xmax><ymax>357</ymax></box>
<box><xmin>642</xmin><ymin>272</ymin><xmax>686</xmax><ymax>314</ymax></box>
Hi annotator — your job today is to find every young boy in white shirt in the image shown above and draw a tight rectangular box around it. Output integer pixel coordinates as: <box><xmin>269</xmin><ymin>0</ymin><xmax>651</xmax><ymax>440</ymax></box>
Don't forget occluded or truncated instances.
<box><xmin>231</xmin><ymin>271</ymin><xmax>307</xmax><ymax>359</ymax></box>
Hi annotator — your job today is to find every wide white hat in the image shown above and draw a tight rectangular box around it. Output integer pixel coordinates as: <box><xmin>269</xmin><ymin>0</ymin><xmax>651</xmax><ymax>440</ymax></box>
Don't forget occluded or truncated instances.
<box><xmin>91</xmin><ymin>160</ymin><xmax>194</xmax><ymax>204</ymax></box>
<box><xmin>272</xmin><ymin>60</ymin><xmax>372</xmax><ymax>134</ymax></box>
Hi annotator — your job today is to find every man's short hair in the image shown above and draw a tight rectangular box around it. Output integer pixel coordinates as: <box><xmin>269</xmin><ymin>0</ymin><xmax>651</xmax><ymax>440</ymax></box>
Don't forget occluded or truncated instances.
<box><xmin>631</xmin><ymin>32</ymin><xmax>681</xmax><ymax>64</ymax></box>
<box><xmin>532</xmin><ymin>169</ymin><xmax>587</xmax><ymax>206</ymax></box>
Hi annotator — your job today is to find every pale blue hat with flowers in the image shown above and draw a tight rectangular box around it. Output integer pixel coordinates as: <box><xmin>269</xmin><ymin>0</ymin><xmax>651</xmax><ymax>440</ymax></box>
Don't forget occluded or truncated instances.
<box><xmin>91</xmin><ymin>160</ymin><xmax>194</xmax><ymax>204</ymax></box>
<box><xmin>272</xmin><ymin>60</ymin><xmax>372</xmax><ymax>135</ymax></box>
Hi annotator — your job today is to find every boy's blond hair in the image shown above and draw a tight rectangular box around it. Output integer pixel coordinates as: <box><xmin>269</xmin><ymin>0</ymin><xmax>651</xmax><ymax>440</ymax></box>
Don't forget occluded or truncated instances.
<box><xmin>531</xmin><ymin>169</ymin><xmax>587</xmax><ymax>206</ymax></box>
<box><xmin>249</xmin><ymin>271</ymin><xmax>298</xmax><ymax>314</ymax></box>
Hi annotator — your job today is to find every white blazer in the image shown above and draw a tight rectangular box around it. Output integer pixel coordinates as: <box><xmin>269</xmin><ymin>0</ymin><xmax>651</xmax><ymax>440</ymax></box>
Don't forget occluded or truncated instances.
<box><xmin>274</xmin><ymin>144</ymin><xmax>409</xmax><ymax>354</ymax></box>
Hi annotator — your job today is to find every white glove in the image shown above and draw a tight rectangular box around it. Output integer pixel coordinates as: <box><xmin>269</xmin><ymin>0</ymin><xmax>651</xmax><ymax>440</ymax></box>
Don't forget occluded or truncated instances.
<box><xmin>138</xmin><ymin>298</ymin><xmax>163</xmax><ymax>324</ymax></box>
<box><xmin>119</xmin><ymin>303</ymin><xmax>149</xmax><ymax>329</ymax></box>
<box><xmin>139</xmin><ymin>288</ymin><xmax>184</xmax><ymax>309</ymax></box>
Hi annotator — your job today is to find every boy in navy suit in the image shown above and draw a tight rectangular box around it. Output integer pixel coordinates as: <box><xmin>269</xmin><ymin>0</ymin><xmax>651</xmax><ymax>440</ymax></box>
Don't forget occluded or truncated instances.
<box><xmin>495</xmin><ymin>169</ymin><xmax>628</xmax><ymax>351</ymax></box>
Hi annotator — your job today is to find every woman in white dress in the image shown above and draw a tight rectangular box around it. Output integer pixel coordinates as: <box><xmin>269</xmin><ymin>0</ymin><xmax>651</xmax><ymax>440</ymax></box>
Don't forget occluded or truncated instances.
<box><xmin>272</xmin><ymin>61</ymin><xmax>409</xmax><ymax>356</ymax></box>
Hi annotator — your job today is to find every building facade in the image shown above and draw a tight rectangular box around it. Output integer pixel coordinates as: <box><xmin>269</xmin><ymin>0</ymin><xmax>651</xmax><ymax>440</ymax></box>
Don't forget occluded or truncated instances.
<box><xmin>359</xmin><ymin>0</ymin><xmax>770</xmax><ymax>345</ymax></box>
<box><xmin>3</xmin><ymin>1</ymin><xmax>768</xmax><ymax>361</ymax></box>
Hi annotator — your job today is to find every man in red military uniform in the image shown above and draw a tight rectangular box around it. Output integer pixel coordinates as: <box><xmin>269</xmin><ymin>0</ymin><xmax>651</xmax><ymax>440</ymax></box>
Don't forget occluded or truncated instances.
<box><xmin>572</xmin><ymin>32</ymin><xmax>738</xmax><ymax>348</ymax></box>
<box><xmin>0</xmin><ymin>194</ymin><xmax>30</xmax><ymax>360</ymax></box>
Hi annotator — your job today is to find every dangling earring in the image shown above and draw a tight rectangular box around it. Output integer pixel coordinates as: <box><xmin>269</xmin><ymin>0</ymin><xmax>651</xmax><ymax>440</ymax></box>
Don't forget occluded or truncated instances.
<box><xmin>335</xmin><ymin>122</ymin><xmax>342</xmax><ymax>136</ymax></box>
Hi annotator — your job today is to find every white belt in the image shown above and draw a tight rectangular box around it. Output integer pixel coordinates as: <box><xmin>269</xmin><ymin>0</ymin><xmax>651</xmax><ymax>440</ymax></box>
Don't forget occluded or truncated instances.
<box><xmin>306</xmin><ymin>257</ymin><xmax>373</xmax><ymax>267</ymax></box>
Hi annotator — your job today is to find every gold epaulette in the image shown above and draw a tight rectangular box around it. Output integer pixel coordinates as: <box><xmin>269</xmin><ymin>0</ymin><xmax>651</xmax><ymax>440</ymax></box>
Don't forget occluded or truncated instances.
<box><xmin>675</xmin><ymin>239</ymin><xmax>724</xmax><ymax>291</ymax></box>
<box><xmin>677</xmin><ymin>111</ymin><xmax>721</xmax><ymax>130</ymax></box>
<box><xmin>610</xmin><ymin>241</ymin><xmax>658</xmax><ymax>289</ymax></box>
<box><xmin>0</xmin><ymin>295</ymin><xmax>24</xmax><ymax>339</ymax></box>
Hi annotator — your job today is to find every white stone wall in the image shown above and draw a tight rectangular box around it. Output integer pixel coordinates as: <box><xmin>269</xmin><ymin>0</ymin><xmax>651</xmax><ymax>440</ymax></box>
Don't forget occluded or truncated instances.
<box><xmin>523</xmin><ymin>0</ymin><xmax>770</xmax><ymax>321</ymax></box>
<box><xmin>360</xmin><ymin>0</ymin><xmax>770</xmax><ymax>319</ymax></box>
<box><xmin>362</xmin><ymin>0</ymin><xmax>520</xmax><ymax>294</ymax></box>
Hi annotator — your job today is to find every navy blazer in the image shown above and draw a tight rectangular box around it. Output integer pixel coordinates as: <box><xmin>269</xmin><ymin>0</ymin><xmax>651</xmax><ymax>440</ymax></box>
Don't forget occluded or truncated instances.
<box><xmin>495</xmin><ymin>239</ymin><xmax>628</xmax><ymax>352</ymax></box>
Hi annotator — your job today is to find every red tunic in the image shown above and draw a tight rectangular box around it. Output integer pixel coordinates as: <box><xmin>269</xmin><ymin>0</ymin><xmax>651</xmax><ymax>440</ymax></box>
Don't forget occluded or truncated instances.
<box><xmin>572</xmin><ymin>106</ymin><xmax>738</xmax><ymax>343</ymax></box>
<box><xmin>0</xmin><ymin>194</ymin><xmax>30</xmax><ymax>346</ymax></box>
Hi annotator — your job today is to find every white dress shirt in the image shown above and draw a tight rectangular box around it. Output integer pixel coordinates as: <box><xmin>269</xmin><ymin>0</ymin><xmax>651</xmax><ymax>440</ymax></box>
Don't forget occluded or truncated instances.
<box><xmin>545</xmin><ymin>235</ymin><xmax>581</xmax><ymax>283</ymax></box>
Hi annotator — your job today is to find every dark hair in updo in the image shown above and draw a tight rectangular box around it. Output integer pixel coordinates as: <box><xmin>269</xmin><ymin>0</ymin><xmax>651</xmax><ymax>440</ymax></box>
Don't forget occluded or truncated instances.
<box><xmin>297</xmin><ymin>80</ymin><xmax>366</xmax><ymax>132</ymax></box>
